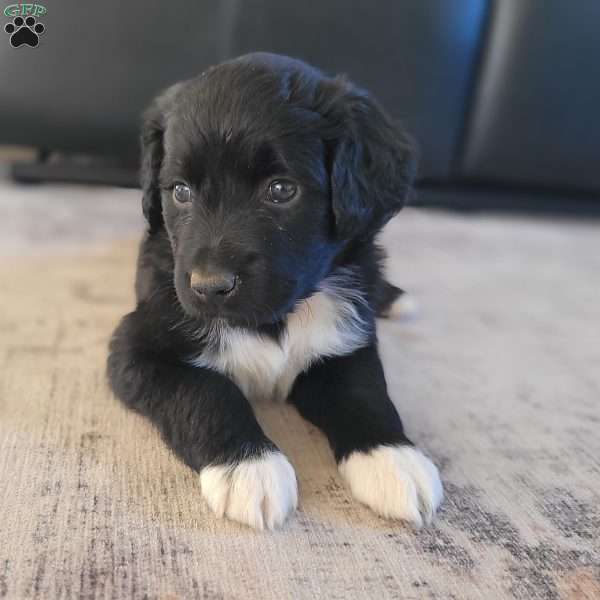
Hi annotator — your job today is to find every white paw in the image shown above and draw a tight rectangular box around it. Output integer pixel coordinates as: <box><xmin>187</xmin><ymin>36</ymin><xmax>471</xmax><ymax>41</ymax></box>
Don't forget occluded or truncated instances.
<box><xmin>385</xmin><ymin>293</ymin><xmax>420</xmax><ymax>320</ymax></box>
<box><xmin>199</xmin><ymin>450</ymin><xmax>298</xmax><ymax>530</ymax></box>
<box><xmin>339</xmin><ymin>444</ymin><xmax>443</xmax><ymax>527</ymax></box>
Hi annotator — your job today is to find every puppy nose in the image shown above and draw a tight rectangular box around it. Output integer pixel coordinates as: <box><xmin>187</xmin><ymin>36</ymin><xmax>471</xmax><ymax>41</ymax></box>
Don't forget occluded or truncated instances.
<box><xmin>190</xmin><ymin>269</ymin><xmax>237</xmax><ymax>298</ymax></box>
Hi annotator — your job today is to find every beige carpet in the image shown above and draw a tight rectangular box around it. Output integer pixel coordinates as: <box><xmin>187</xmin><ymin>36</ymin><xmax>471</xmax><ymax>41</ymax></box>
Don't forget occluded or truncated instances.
<box><xmin>0</xmin><ymin>181</ymin><xmax>599</xmax><ymax>599</ymax></box>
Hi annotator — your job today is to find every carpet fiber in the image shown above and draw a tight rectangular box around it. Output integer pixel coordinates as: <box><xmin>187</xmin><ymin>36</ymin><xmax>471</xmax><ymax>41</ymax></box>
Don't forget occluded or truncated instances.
<box><xmin>0</xmin><ymin>182</ymin><xmax>599</xmax><ymax>599</ymax></box>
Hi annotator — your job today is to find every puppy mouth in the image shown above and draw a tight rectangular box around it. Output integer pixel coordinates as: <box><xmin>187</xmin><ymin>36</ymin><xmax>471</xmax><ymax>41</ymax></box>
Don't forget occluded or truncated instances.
<box><xmin>176</xmin><ymin>284</ymin><xmax>249</xmax><ymax>324</ymax></box>
<box><xmin>180</xmin><ymin>292</ymin><xmax>283</xmax><ymax>328</ymax></box>
<box><xmin>187</xmin><ymin>306</ymin><xmax>268</xmax><ymax>328</ymax></box>
<box><xmin>176</xmin><ymin>268</ymin><xmax>296</xmax><ymax>327</ymax></box>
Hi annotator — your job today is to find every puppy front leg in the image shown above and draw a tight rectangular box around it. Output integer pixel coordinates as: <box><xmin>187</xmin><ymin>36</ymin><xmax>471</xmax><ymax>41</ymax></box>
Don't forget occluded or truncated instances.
<box><xmin>107</xmin><ymin>316</ymin><xmax>297</xmax><ymax>530</ymax></box>
<box><xmin>289</xmin><ymin>345</ymin><xmax>442</xmax><ymax>526</ymax></box>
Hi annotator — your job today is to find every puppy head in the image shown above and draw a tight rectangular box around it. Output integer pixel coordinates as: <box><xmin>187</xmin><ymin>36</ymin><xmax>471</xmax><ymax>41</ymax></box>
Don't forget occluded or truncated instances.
<box><xmin>140</xmin><ymin>53</ymin><xmax>414</xmax><ymax>326</ymax></box>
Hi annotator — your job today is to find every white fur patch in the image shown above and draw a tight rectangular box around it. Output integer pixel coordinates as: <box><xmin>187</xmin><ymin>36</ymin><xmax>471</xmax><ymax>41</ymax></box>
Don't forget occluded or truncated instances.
<box><xmin>190</xmin><ymin>269</ymin><xmax>370</xmax><ymax>402</ymax></box>
<box><xmin>382</xmin><ymin>292</ymin><xmax>419</xmax><ymax>320</ymax></box>
<box><xmin>339</xmin><ymin>444</ymin><xmax>443</xmax><ymax>527</ymax></box>
<box><xmin>199</xmin><ymin>450</ymin><xmax>298</xmax><ymax>530</ymax></box>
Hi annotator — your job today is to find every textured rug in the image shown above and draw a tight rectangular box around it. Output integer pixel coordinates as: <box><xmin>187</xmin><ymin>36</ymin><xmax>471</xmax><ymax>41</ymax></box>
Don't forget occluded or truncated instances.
<box><xmin>0</xmin><ymin>181</ymin><xmax>599</xmax><ymax>599</ymax></box>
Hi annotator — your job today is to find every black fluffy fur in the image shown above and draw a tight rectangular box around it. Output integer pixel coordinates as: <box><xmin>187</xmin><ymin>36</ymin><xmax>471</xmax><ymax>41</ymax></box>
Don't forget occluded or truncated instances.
<box><xmin>107</xmin><ymin>52</ymin><xmax>416</xmax><ymax>477</ymax></box>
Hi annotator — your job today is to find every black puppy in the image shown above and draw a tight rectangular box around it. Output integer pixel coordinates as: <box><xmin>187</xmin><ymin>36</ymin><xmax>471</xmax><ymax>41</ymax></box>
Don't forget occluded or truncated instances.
<box><xmin>107</xmin><ymin>53</ymin><xmax>442</xmax><ymax>530</ymax></box>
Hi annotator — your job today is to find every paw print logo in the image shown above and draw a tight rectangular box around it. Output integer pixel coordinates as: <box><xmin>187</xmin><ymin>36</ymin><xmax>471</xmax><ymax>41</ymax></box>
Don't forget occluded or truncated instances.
<box><xmin>4</xmin><ymin>15</ymin><xmax>45</xmax><ymax>48</ymax></box>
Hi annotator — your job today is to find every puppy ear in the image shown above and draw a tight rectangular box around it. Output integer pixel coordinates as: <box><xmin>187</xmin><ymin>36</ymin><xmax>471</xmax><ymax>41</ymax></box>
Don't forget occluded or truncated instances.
<box><xmin>140</xmin><ymin>83</ymin><xmax>182</xmax><ymax>234</ymax></box>
<box><xmin>321</xmin><ymin>77</ymin><xmax>416</xmax><ymax>240</ymax></box>
<box><xmin>140</xmin><ymin>103</ymin><xmax>165</xmax><ymax>233</ymax></box>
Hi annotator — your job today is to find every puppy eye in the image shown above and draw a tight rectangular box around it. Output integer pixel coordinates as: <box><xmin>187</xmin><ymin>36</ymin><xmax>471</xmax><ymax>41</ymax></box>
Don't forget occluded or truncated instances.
<box><xmin>267</xmin><ymin>179</ymin><xmax>298</xmax><ymax>204</ymax></box>
<box><xmin>172</xmin><ymin>183</ymin><xmax>192</xmax><ymax>205</ymax></box>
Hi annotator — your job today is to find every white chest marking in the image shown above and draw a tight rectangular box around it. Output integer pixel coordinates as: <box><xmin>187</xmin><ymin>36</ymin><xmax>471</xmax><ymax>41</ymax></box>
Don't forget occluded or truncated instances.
<box><xmin>190</xmin><ymin>273</ymin><xmax>370</xmax><ymax>402</ymax></box>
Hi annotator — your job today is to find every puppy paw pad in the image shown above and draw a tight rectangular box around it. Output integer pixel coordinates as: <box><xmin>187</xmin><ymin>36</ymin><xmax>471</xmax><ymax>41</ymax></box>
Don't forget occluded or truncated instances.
<box><xmin>339</xmin><ymin>444</ymin><xmax>443</xmax><ymax>526</ymax></box>
<box><xmin>200</xmin><ymin>450</ymin><xmax>298</xmax><ymax>530</ymax></box>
